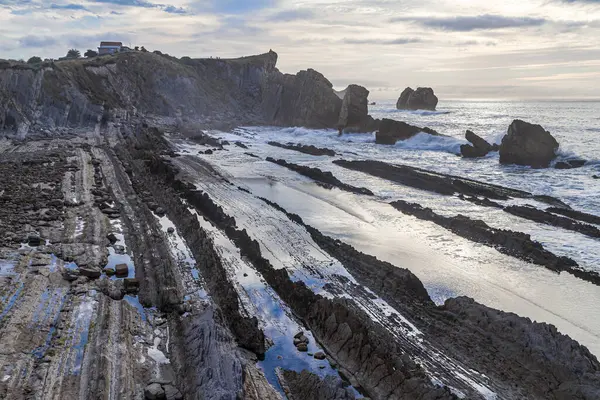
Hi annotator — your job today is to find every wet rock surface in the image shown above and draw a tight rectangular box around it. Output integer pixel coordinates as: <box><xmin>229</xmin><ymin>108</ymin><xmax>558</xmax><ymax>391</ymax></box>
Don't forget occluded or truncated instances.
<box><xmin>267</xmin><ymin>141</ymin><xmax>336</xmax><ymax>156</ymax></box>
<box><xmin>1</xmin><ymin>123</ymin><xmax>600</xmax><ymax>400</ymax></box>
<box><xmin>506</xmin><ymin>205</ymin><xmax>600</xmax><ymax>239</ymax></box>
<box><xmin>389</xmin><ymin>200</ymin><xmax>600</xmax><ymax>285</ymax></box>
<box><xmin>499</xmin><ymin>119</ymin><xmax>559</xmax><ymax>168</ymax></box>
<box><xmin>334</xmin><ymin>159</ymin><xmax>572</xmax><ymax>209</ymax></box>
<box><xmin>266</xmin><ymin>157</ymin><xmax>374</xmax><ymax>195</ymax></box>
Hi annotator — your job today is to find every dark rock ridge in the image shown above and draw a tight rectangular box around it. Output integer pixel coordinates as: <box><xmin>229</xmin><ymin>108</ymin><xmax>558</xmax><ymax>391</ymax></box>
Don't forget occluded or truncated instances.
<box><xmin>266</xmin><ymin>157</ymin><xmax>373</xmax><ymax>195</ymax></box>
<box><xmin>460</xmin><ymin>130</ymin><xmax>498</xmax><ymax>158</ymax></box>
<box><xmin>396</xmin><ymin>87</ymin><xmax>438</xmax><ymax>111</ymax></box>
<box><xmin>505</xmin><ymin>205</ymin><xmax>600</xmax><ymax>239</ymax></box>
<box><xmin>547</xmin><ymin>207</ymin><xmax>600</xmax><ymax>226</ymax></box>
<box><xmin>375</xmin><ymin>118</ymin><xmax>442</xmax><ymax>145</ymax></box>
<box><xmin>267</xmin><ymin>141</ymin><xmax>336</xmax><ymax>156</ymax></box>
<box><xmin>499</xmin><ymin>119</ymin><xmax>559</xmax><ymax>168</ymax></box>
<box><xmin>337</xmin><ymin>84</ymin><xmax>377</xmax><ymax>133</ymax></box>
<box><xmin>257</xmin><ymin>196</ymin><xmax>600</xmax><ymax>399</ymax></box>
<box><xmin>333</xmin><ymin>159</ymin><xmax>569</xmax><ymax>207</ymax></box>
<box><xmin>150</xmin><ymin>161</ymin><xmax>453</xmax><ymax>399</ymax></box>
<box><xmin>388</xmin><ymin>200</ymin><xmax>597</xmax><ymax>282</ymax></box>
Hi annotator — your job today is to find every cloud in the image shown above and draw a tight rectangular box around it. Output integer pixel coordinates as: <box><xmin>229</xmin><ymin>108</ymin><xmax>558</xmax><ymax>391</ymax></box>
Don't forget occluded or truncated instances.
<box><xmin>342</xmin><ymin>37</ymin><xmax>423</xmax><ymax>45</ymax></box>
<box><xmin>88</xmin><ymin>0</ymin><xmax>187</xmax><ymax>14</ymax></box>
<box><xmin>393</xmin><ymin>14</ymin><xmax>547</xmax><ymax>31</ymax></box>
<box><xmin>49</xmin><ymin>3</ymin><xmax>88</xmax><ymax>11</ymax></box>
<box><xmin>267</xmin><ymin>8</ymin><xmax>314</xmax><ymax>22</ymax></box>
<box><xmin>18</xmin><ymin>35</ymin><xmax>58</xmax><ymax>48</ymax></box>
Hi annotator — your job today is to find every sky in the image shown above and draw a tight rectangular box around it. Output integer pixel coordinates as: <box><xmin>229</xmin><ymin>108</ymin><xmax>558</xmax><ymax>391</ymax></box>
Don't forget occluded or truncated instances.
<box><xmin>1</xmin><ymin>0</ymin><xmax>599</xmax><ymax>100</ymax></box>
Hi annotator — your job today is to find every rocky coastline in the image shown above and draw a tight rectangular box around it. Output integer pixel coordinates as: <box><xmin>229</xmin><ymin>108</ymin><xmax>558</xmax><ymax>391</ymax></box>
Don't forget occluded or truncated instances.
<box><xmin>1</xmin><ymin>49</ymin><xmax>599</xmax><ymax>399</ymax></box>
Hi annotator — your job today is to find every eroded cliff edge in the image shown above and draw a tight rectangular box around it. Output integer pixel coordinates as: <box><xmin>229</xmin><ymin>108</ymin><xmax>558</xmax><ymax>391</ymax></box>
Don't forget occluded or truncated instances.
<box><xmin>0</xmin><ymin>50</ymin><xmax>343</xmax><ymax>137</ymax></box>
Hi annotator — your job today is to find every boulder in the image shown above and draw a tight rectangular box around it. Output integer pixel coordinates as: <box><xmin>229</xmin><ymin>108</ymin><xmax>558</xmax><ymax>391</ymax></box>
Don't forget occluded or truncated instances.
<box><xmin>124</xmin><ymin>278</ymin><xmax>140</xmax><ymax>294</ymax></box>
<box><xmin>28</xmin><ymin>234</ymin><xmax>42</xmax><ymax>247</ymax></box>
<box><xmin>115</xmin><ymin>263</ymin><xmax>129</xmax><ymax>277</ymax></box>
<box><xmin>314</xmin><ymin>351</ymin><xmax>326</xmax><ymax>360</ymax></box>
<box><xmin>460</xmin><ymin>130</ymin><xmax>494</xmax><ymax>158</ymax></box>
<box><xmin>144</xmin><ymin>383</ymin><xmax>165</xmax><ymax>400</ymax></box>
<box><xmin>499</xmin><ymin>120</ymin><xmax>559</xmax><ymax>168</ymax></box>
<box><xmin>396</xmin><ymin>87</ymin><xmax>438</xmax><ymax>111</ymax></box>
<box><xmin>375</xmin><ymin>118</ymin><xmax>441</xmax><ymax>145</ymax></box>
<box><xmin>337</xmin><ymin>84</ymin><xmax>371</xmax><ymax>132</ymax></box>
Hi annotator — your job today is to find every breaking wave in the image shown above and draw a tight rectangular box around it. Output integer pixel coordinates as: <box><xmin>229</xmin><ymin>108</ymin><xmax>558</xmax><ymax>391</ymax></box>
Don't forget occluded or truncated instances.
<box><xmin>394</xmin><ymin>132</ymin><xmax>465</xmax><ymax>154</ymax></box>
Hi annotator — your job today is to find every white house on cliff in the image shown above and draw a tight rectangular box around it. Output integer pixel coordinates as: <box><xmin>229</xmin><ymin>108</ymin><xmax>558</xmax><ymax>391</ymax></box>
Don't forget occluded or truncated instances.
<box><xmin>98</xmin><ymin>42</ymin><xmax>123</xmax><ymax>55</ymax></box>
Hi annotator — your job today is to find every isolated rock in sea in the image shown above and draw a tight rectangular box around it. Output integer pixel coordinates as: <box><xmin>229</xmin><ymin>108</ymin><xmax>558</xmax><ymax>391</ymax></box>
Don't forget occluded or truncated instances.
<box><xmin>375</xmin><ymin>118</ymin><xmax>441</xmax><ymax>145</ymax></box>
<box><xmin>396</xmin><ymin>87</ymin><xmax>414</xmax><ymax>109</ymax></box>
<box><xmin>337</xmin><ymin>84</ymin><xmax>373</xmax><ymax>132</ymax></box>
<box><xmin>396</xmin><ymin>87</ymin><xmax>438</xmax><ymax>111</ymax></box>
<box><xmin>499</xmin><ymin>119</ymin><xmax>559</xmax><ymax>168</ymax></box>
<box><xmin>460</xmin><ymin>130</ymin><xmax>494</xmax><ymax>158</ymax></box>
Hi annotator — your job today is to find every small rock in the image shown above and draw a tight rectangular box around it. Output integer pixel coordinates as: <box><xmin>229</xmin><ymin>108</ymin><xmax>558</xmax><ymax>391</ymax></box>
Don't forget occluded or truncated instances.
<box><xmin>293</xmin><ymin>331</ymin><xmax>304</xmax><ymax>339</ymax></box>
<box><xmin>204</xmin><ymin>149</ymin><xmax>213</xmax><ymax>155</ymax></box>
<box><xmin>155</xmin><ymin>207</ymin><xmax>166</xmax><ymax>216</ymax></box>
<box><xmin>113</xmin><ymin>245</ymin><xmax>126</xmax><ymax>255</ymax></box>
<box><xmin>115</xmin><ymin>263</ymin><xmax>129</xmax><ymax>277</ymax></box>
<box><xmin>296</xmin><ymin>343</ymin><xmax>308</xmax><ymax>352</ymax></box>
<box><xmin>104</xmin><ymin>268</ymin><xmax>115</xmax><ymax>276</ymax></box>
<box><xmin>78</xmin><ymin>266</ymin><xmax>102</xmax><ymax>279</ymax></box>
<box><xmin>144</xmin><ymin>383</ymin><xmax>165</xmax><ymax>400</ymax></box>
<box><xmin>106</xmin><ymin>233</ymin><xmax>118</xmax><ymax>244</ymax></box>
<box><xmin>314</xmin><ymin>351</ymin><xmax>326</xmax><ymax>360</ymax></box>
<box><xmin>167</xmin><ymin>227</ymin><xmax>175</xmax><ymax>234</ymax></box>
<box><xmin>28</xmin><ymin>234</ymin><xmax>42</xmax><ymax>247</ymax></box>
<box><xmin>593</xmin><ymin>175</ymin><xmax>599</xmax><ymax>179</ymax></box>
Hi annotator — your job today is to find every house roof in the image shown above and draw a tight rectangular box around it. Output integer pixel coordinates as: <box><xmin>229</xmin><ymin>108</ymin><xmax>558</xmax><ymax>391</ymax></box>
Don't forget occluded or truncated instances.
<box><xmin>100</xmin><ymin>41</ymin><xmax>122</xmax><ymax>47</ymax></box>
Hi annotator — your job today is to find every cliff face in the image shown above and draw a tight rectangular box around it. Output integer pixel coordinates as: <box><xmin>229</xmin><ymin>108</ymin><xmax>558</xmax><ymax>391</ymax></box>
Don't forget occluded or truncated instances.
<box><xmin>0</xmin><ymin>50</ymin><xmax>342</xmax><ymax>136</ymax></box>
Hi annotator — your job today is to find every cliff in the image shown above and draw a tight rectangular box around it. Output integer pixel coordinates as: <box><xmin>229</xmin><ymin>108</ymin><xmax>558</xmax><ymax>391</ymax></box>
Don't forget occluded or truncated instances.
<box><xmin>0</xmin><ymin>50</ymin><xmax>343</xmax><ymax>137</ymax></box>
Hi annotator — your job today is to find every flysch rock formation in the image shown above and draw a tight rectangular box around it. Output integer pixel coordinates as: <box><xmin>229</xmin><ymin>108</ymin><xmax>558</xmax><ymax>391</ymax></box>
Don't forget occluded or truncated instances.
<box><xmin>1</xmin><ymin>50</ymin><xmax>600</xmax><ymax>400</ymax></box>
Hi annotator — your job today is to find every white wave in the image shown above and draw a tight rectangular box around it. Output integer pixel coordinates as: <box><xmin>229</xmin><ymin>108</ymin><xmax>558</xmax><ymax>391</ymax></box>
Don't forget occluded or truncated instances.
<box><xmin>394</xmin><ymin>132</ymin><xmax>465</xmax><ymax>154</ymax></box>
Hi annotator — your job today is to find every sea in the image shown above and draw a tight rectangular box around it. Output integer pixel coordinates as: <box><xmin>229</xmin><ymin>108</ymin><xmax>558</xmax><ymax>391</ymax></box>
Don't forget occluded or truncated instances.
<box><xmin>176</xmin><ymin>100</ymin><xmax>600</xmax><ymax>356</ymax></box>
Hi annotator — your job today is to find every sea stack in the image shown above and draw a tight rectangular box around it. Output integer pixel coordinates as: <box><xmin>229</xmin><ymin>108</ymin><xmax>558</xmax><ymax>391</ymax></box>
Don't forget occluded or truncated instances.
<box><xmin>396</xmin><ymin>87</ymin><xmax>438</xmax><ymax>111</ymax></box>
<box><xmin>499</xmin><ymin>119</ymin><xmax>559</xmax><ymax>168</ymax></box>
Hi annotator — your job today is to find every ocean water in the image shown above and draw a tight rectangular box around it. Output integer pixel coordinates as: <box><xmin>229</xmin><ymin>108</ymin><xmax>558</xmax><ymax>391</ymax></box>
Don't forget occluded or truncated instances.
<box><xmin>171</xmin><ymin>99</ymin><xmax>600</xmax><ymax>356</ymax></box>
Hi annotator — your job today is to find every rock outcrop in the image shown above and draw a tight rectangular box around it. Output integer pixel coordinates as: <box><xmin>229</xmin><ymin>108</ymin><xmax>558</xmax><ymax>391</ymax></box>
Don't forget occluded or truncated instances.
<box><xmin>499</xmin><ymin>119</ymin><xmax>559</xmax><ymax>168</ymax></box>
<box><xmin>375</xmin><ymin>118</ymin><xmax>441</xmax><ymax>145</ymax></box>
<box><xmin>337</xmin><ymin>84</ymin><xmax>375</xmax><ymax>132</ymax></box>
<box><xmin>0</xmin><ymin>50</ymin><xmax>346</xmax><ymax>136</ymax></box>
<box><xmin>396</xmin><ymin>87</ymin><xmax>438</xmax><ymax>111</ymax></box>
<box><xmin>460</xmin><ymin>130</ymin><xmax>497</xmax><ymax>158</ymax></box>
